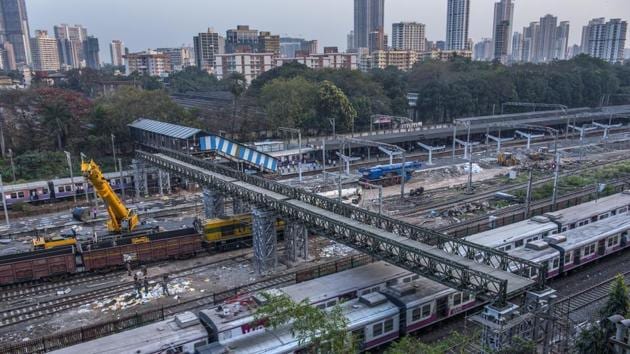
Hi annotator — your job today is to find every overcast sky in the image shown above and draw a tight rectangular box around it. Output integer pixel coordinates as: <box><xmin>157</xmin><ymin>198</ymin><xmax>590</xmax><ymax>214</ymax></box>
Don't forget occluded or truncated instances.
<box><xmin>27</xmin><ymin>0</ymin><xmax>629</xmax><ymax>63</ymax></box>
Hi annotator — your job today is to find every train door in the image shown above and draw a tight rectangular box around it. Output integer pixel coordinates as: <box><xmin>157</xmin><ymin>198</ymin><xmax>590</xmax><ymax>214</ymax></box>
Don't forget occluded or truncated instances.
<box><xmin>597</xmin><ymin>239</ymin><xmax>606</xmax><ymax>256</ymax></box>
<box><xmin>436</xmin><ymin>296</ymin><xmax>449</xmax><ymax>318</ymax></box>
<box><xmin>48</xmin><ymin>181</ymin><xmax>56</xmax><ymax>199</ymax></box>
<box><xmin>29</xmin><ymin>189</ymin><xmax>38</xmax><ymax>201</ymax></box>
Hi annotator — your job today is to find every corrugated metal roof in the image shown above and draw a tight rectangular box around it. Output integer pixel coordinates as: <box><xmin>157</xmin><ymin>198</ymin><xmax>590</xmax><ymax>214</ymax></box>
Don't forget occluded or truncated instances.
<box><xmin>129</xmin><ymin>118</ymin><xmax>202</xmax><ymax>139</ymax></box>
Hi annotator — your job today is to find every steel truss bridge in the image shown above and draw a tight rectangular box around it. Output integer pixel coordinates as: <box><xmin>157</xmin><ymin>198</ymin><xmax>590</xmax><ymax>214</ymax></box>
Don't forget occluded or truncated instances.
<box><xmin>137</xmin><ymin>147</ymin><xmax>546</xmax><ymax>305</ymax></box>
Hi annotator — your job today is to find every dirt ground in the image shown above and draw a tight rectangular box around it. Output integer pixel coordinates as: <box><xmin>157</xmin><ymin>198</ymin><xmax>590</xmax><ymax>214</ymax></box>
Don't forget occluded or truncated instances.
<box><xmin>0</xmin><ymin>237</ymin><xmax>356</xmax><ymax>344</ymax></box>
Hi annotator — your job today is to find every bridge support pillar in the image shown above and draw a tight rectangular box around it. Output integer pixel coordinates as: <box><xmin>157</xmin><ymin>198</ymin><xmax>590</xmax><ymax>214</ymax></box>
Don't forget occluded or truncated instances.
<box><xmin>232</xmin><ymin>198</ymin><xmax>250</xmax><ymax>215</ymax></box>
<box><xmin>252</xmin><ymin>208</ymin><xmax>277</xmax><ymax>275</ymax></box>
<box><xmin>132</xmin><ymin>159</ymin><xmax>148</xmax><ymax>198</ymax></box>
<box><xmin>284</xmin><ymin>221</ymin><xmax>308</xmax><ymax>264</ymax></box>
<box><xmin>158</xmin><ymin>170</ymin><xmax>171</xmax><ymax>196</ymax></box>
<box><xmin>203</xmin><ymin>189</ymin><xmax>225</xmax><ymax>219</ymax></box>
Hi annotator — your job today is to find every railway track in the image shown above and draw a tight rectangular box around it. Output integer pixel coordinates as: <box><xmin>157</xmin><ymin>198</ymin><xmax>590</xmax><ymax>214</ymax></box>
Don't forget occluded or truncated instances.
<box><xmin>0</xmin><ymin>238</ymin><xmax>333</xmax><ymax>330</ymax></box>
<box><xmin>553</xmin><ymin>270</ymin><xmax>630</xmax><ymax>318</ymax></box>
<box><xmin>399</xmin><ymin>155</ymin><xmax>630</xmax><ymax>219</ymax></box>
<box><xmin>437</xmin><ymin>177</ymin><xmax>630</xmax><ymax>235</ymax></box>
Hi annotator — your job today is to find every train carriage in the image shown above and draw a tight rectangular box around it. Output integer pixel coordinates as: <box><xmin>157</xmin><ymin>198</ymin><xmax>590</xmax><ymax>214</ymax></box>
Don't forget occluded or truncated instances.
<box><xmin>544</xmin><ymin>191</ymin><xmax>630</xmax><ymax>232</ymax></box>
<box><xmin>0</xmin><ymin>246</ymin><xmax>76</xmax><ymax>285</ymax></box>
<box><xmin>464</xmin><ymin>215</ymin><xmax>557</xmax><ymax>252</ymax></box>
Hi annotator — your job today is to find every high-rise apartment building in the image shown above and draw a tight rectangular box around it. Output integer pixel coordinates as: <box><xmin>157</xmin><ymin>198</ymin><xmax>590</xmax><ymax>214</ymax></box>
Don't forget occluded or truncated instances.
<box><xmin>110</xmin><ymin>40</ymin><xmax>125</xmax><ymax>66</ymax></box>
<box><xmin>30</xmin><ymin>30</ymin><xmax>60</xmax><ymax>71</ymax></box>
<box><xmin>156</xmin><ymin>46</ymin><xmax>195</xmax><ymax>72</ymax></box>
<box><xmin>54</xmin><ymin>24</ymin><xmax>88</xmax><ymax>69</ymax></box>
<box><xmin>347</xmin><ymin>31</ymin><xmax>355</xmax><ymax>52</ymax></box>
<box><xmin>0</xmin><ymin>0</ymin><xmax>31</xmax><ymax>66</ymax></box>
<box><xmin>511</xmin><ymin>32</ymin><xmax>523</xmax><ymax>62</ymax></box>
<box><xmin>354</xmin><ymin>0</ymin><xmax>385</xmax><ymax>49</ymax></box>
<box><xmin>0</xmin><ymin>41</ymin><xmax>15</xmax><ymax>70</ymax></box>
<box><xmin>581</xmin><ymin>18</ymin><xmax>627</xmax><ymax>63</ymax></box>
<box><xmin>446</xmin><ymin>0</ymin><xmax>470</xmax><ymax>50</ymax></box>
<box><xmin>554</xmin><ymin>21</ymin><xmax>570</xmax><ymax>60</ymax></box>
<box><xmin>492</xmin><ymin>0</ymin><xmax>514</xmax><ymax>63</ymax></box>
<box><xmin>84</xmin><ymin>36</ymin><xmax>100</xmax><ymax>69</ymax></box>
<box><xmin>258</xmin><ymin>31</ymin><xmax>280</xmax><ymax>55</ymax></box>
<box><xmin>473</xmin><ymin>38</ymin><xmax>493</xmax><ymax>61</ymax></box>
<box><xmin>521</xmin><ymin>22</ymin><xmax>539</xmax><ymax>63</ymax></box>
<box><xmin>368</xmin><ymin>29</ymin><xmax>385</xmax><ymax>53</ymax></box>
<box><xmin>392</xmin><ymin>22</ymin><xmax>426</xmax><ymax>52</ymax></box>
<box><xmin>226</xmin><ymin>25</ymin><xmax>259</xmax><ymax>53</ymax></box>
<box><xmin>193</xmin><ymin>28</ymin><xmax>224</xmax><ymax>72</ymax></box>
<box><xmin>535</xmin><ymin>14</ymin><xmax>561</xmax><ymax>62</ymax></box>
<box><xmin>124</xmin><ymin>50</ymin><xmax>171</xmax><ymax>76</ymax></box>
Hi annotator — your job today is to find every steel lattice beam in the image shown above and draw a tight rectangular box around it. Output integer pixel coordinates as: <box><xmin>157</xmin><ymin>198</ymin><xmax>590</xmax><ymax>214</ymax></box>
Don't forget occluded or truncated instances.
<box><xmin>136</xmin><ymin>148</ymin><xmax>545</xmax><ymax>301</ymax></box>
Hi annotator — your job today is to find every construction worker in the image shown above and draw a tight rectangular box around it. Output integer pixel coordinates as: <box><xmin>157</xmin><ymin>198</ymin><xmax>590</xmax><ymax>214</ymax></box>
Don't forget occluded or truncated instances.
<box><xmin>134</xmin><ymin>278</ymin><xmax>142</xmax><ymax>299</ymax></box>
<box><xmin>143</xmin><ymin>277</ymin><xmax>149</xmax><ymax>296</ymax></box>
<box><xmin>126</xmin><ymin>261</ymin><xmax>132</xmax><ymax>277</ymax></box>
<box><xmin>141</xmin><ymin>265</ymin><xmax>148</xmax><ymax>277</ymax></box>
<box><xmin>161</xmin><ymin>275</ymin><xmax>170</xmax><ymax>296</ymax></box>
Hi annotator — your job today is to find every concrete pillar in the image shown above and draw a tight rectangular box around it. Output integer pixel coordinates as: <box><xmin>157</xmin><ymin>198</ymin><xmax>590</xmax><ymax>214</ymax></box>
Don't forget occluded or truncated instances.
<box><xmin>252</xmin><ymin>208</ymin><xmax>277</xmax><ymax>275</ymax></box>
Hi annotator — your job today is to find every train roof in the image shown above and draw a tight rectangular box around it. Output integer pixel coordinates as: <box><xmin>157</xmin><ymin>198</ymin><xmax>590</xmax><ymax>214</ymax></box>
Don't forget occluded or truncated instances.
<box><xmin>554</xmin><ymin>213</ymin><xmax>630</xmax><ymax>250</ymax></box>
<box><xmin>508</xmin><ymin>213</ymin><xmax>630</xmax><ymax>262</ymax></box>
<box><xmin>50</xmin><ymin>312</ymin><xmax>206</xmax><ymax>354</ymax></box>
<box><xmin>200</xmin><ymin>262</ymin><xmax>410</xmax><ymax>334</ymax></box>
<box><xmin>544</xmin><ymin>191</ymin><xmax>630</xmax><ymax>225</ymax></box>
<box><xmin>2</xmin><ymin>180</ymin><xmax>49</xmax><ymax>192</ymax></box>
<box><xmin>464</xmin><ymin>216</ymin><xmax>556</xmax><ymax>248</ymax></box>
<box><xmin>280</xmin><ymin>261</ymin><xmax>410</xmax><ymax>304</ymax></box>
<box><xmin>215</xmin><ymin>293</ymin><xmax>398</xmax><ymax>354</ymax></box>
<box><xmin>383</xmin><ymin>277</ymin><xmax>454</xmax><ymax>307</ymax></box>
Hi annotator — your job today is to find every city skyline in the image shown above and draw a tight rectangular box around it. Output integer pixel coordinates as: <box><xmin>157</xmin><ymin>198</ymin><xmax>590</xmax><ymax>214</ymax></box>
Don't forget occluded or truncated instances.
<box><xmin>27</xmin><ymin>0</ymin><xmax>630</xmax><ymax>63</ymax></box>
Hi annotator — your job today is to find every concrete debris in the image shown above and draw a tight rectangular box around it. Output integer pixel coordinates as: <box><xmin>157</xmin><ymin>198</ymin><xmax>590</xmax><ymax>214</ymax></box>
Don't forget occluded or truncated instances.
<box><xmin>91</xmin><ymin>278</ymin><xmax>194</xmax><ymax>312</ymax></box>
<box><xmin>319</xmin><ymin>243</ymin><xmax>354</xmax><ymax>258</ymax></box>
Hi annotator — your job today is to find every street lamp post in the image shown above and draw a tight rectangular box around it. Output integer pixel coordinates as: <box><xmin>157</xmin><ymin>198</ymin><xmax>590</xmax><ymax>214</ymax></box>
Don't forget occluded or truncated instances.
<box><xmin>0</xmin><ymin>174</ymin><xmax>9</xmax><ymax>227</ymax></box>
<box><xmin>111</xmin><ymin>134</ymin><xmax>117</xmax><ymax>173</ymax></box>
<box><xmin>64</xmin><ymin>151</ymin><xmax>77</xmax><ymax>205</ymax></box>
<box><xmin>8</xmin><ymin>148</ymin><xmax>15</xmax><ymax>182</ymax></box>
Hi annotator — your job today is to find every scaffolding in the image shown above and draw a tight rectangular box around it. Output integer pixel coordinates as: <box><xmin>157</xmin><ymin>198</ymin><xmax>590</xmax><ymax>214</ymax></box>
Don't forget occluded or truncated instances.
<box><xmin>252</xmin><ymin>208</ymin><xmax>277</xmax><ymax>275</ymax></box>
<box><xmin>203</xmin><ymin>189</ymin><xmax>225</xmax><ymax>219</ymax></box>
<box><xmin>132</xmin><ymin>159</ymin><xmax>148</xmax><ymax>198</ymax></box>
<box><xmin>284</xmin><ymin>221</ymin><xmax>308</xmax><ymax>263</ymax></box>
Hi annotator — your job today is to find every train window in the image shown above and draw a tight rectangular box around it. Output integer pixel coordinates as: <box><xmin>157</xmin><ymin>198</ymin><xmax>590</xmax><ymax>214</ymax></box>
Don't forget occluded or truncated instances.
<box><xmin>42</xmin><ymin>188</ymin><xmax>48</xmax><ymax>194</ymax></box>
<box><xmin>58</xmin><ymin>186</ymin><xmax>64</xmax><ymax>193</ymax></box>
<box><xmin>372</xmin><ymin>322</ymin><xmax>383</xmax><ymax>337</ymax></box>
<box><xmin>552</xmin><ymin>258</ymin><xmax>560</xmax><ymax>270</ymax></box>
<box><xmin>612</xmin><ymin>210</ymin><xmax>617</xmax><ymax>216</ymax></box>
<box><xmin>608</xmin><ymin>236</ymin><xmax>620</xmax><ymax>247</ymax></box>
<box><xmin>412</xmin><ymin>275</ymin><xmax>420</xmax><ymax>280</ymax></box>
<box><xmin>583</xmin><ymin>244</ymin><xmax>596</xmax><ymax>256</ymax></box>
<box><xmin>564</xmin><ymin>251</ymin><xmax>572</xmax><ymax>264</ymax></box>
<box><xmin>384</xmin><ymin>319</ymin><xmax>394</xmax><ymax>333</ymax></box>
<box><xmin>599</xmin><ymin>214</ymin><xmax>609</xmax><ymax>221</ymax></box>
<box><xmin>453</xmin><ymin>293</ymin><xmax>462</xmax><ymax>306</ymax></box>
<box><xmin>387</xmin><ymin>279</ymin><xmax>399</xmax><ymax>286</ymax></box>
<box><xmin>9</xmin><ymin>192</ymin><xmax>17</xmax><ymax>199</ymax></box>
<box><xmin>412</xmin><ymin>308</ymin><xmax>422</xmax><ymax>321</ymax></box>
<box><xmin>515</xmin><ymin>240</ymin><xmax>524</xmax><ymax>248</ymax></box>
<box><xmin>421</xmin><ymin>303</ymin><xmax>431</xmax><ymax>318</ymax></box>
<box><xmin>65</xmin><ymin>186</ymin><xmax>72</xmax><ymax>192</ymax></box>
<box><xmin>326</xmin><ymin>300</ymin><xmax>337</xmax><ymax>308</ymax></box>
<box><xmin>17</xmin><ymin>191</ymin><xmax>24</xmax><ymax>198</ymax></box>
<box><xmin>316</xmin><ymin>304</ymin><xmax>325</xmax><ymax>310</ymax></box>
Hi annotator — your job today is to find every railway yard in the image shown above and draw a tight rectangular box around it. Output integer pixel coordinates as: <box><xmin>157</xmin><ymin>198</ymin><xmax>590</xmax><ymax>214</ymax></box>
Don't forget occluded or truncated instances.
<box><xmin>2</xmin><ymin>107</ymin><xmax>630</xmax><ymax>353</ymax></box>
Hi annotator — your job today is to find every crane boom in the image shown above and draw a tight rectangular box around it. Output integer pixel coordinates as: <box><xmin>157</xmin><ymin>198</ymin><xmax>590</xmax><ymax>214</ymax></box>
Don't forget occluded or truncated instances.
<box><xmin>81</xmin><ymin>159</ymin><xmax>138</xmax><ymax>233</ymax></box>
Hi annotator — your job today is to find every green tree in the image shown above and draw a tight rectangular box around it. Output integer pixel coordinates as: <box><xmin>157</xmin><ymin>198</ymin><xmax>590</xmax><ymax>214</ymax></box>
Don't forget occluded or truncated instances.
<box><xmin>167</xmin><ymin>67</ymin><xmax>221</xmax><ymax>93</ymax></box>
<box><xmin>576</xmin><ymin>274</ymin><xmax>630</xmax><ymax>353</ymax></box>
<box><xmin>317</xmin><ymin>80</ymin><xmax>357</xmax><ymax>133</ymax></box>
<box><xmin>260</xmin><ymin>77</ymin><xmax>318</xmax><ymax>130</ymax></box>
<box><xmin>254</xmin><ymin>292</ymin><xmax>355</xmax><ymax>353</ymax></box>
<box><xmin>385</xmin><ymin>331</ymin><xmax>474</xmax><ymax>354</ymax></box>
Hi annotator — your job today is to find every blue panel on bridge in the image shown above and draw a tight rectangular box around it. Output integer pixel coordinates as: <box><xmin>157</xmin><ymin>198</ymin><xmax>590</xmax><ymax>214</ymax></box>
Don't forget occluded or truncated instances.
<box><xmin>199</xmin><ymin>136</ymin><xmax>278</xmax><ymax>173</ymax></box>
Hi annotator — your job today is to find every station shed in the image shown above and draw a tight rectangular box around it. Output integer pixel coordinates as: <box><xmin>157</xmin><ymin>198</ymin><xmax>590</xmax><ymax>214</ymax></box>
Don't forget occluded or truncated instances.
<box><xmin>129</xmin><ymin>118</ymin><xmax>208</xmax><ymax>152</ymax></box>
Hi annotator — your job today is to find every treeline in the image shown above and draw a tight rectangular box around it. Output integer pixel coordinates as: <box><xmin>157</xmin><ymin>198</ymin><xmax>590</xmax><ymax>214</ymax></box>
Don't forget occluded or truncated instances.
<box><xmin>0</xmin><ymin>55</ymin><xmax>628</xmax><ymax>181</ymax></box>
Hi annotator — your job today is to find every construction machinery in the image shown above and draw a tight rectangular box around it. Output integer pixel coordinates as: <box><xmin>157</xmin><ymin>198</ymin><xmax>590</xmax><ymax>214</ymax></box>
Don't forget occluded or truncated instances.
<box><xmin>359</xmin><ymin>162</ymin><xmax>422</xmax><ymax>187</ymax></box>
<box><xmin>82</xmin><ymin>159</ymin><xmax>139</xmax><ymax>233</ymax></box>
<box><xmin>497</xmin><ymin>152</ymin><xmax>519</xmax><ymax>167</ymax></box>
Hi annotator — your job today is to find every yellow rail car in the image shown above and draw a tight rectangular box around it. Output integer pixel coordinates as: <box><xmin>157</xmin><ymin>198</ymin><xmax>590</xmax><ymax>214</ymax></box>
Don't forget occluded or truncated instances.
<box><xmin>32</xmin><ymin>236</ymin><xmax>77</xmax><ymax>250</ymax></box>
<box><xmin>203</xmin><ymin>213</ymin><xmax>285</xmax><ymax>250</ymax></box>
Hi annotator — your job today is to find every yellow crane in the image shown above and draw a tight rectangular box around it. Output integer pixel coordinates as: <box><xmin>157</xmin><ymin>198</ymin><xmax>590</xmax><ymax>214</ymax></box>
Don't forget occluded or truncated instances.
<box><xmin>81</xmin><ymin>159</ymin><xmax>139</xmax><ymax>233</ymax></box>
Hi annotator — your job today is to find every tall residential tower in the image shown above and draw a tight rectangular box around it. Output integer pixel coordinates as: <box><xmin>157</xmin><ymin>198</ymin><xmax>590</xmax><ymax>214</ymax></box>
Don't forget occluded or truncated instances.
<box><xmin>581</xmin><ymin>18</ymin><xmax>628</xmax><ymax>63</ymax></box>
<box><xmin>392</xmin><ymin>22</ymin><xmax>426</xmax><ymax>52</ymax></box>
<box><xmin>0</xmin><ymin>0</ymin><xmax>31</xmax><ymax>67</ymax></box>
<box><xmin>492</xmin><ymin>0</ymin><xmax>514</xmax><ymax>63</ymax></box>
<box><xmin>446</xmin><ymin>0</ymin><xmax>471</xmax><ymax>50</ymax></box>
<box><xmin>110</xmin><ymin>40</ymin><xmax>125</xmax><ymax>66</ymax></box>
<box><xmin>354</xmin><ymin>0</ymin><xmax>385</xmax><ymax>49</ymax></box>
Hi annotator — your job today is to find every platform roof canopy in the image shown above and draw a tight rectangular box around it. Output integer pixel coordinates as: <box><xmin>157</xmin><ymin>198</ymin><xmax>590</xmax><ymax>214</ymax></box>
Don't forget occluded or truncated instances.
<box><xmin>129</xmin><ymin>118</ymin><xmax>204</xmax><ymax>140</ymax></box>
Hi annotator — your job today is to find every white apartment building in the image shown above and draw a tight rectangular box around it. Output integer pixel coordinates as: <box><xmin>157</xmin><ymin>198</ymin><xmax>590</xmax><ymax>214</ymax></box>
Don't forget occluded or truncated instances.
<box><xmin>30</xmin><ymin>30</ymin><xmax>60</xmax><ymax>71</ymax></box>
<box><xmin>214</xmin><ymin>53</ymin><xmax>274</xmax><ymax>83</ymax></box>
<box><xmin>124</xmin><ymin>50</ymin><xmax>171</xmax><ymax>76</ymax></box>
